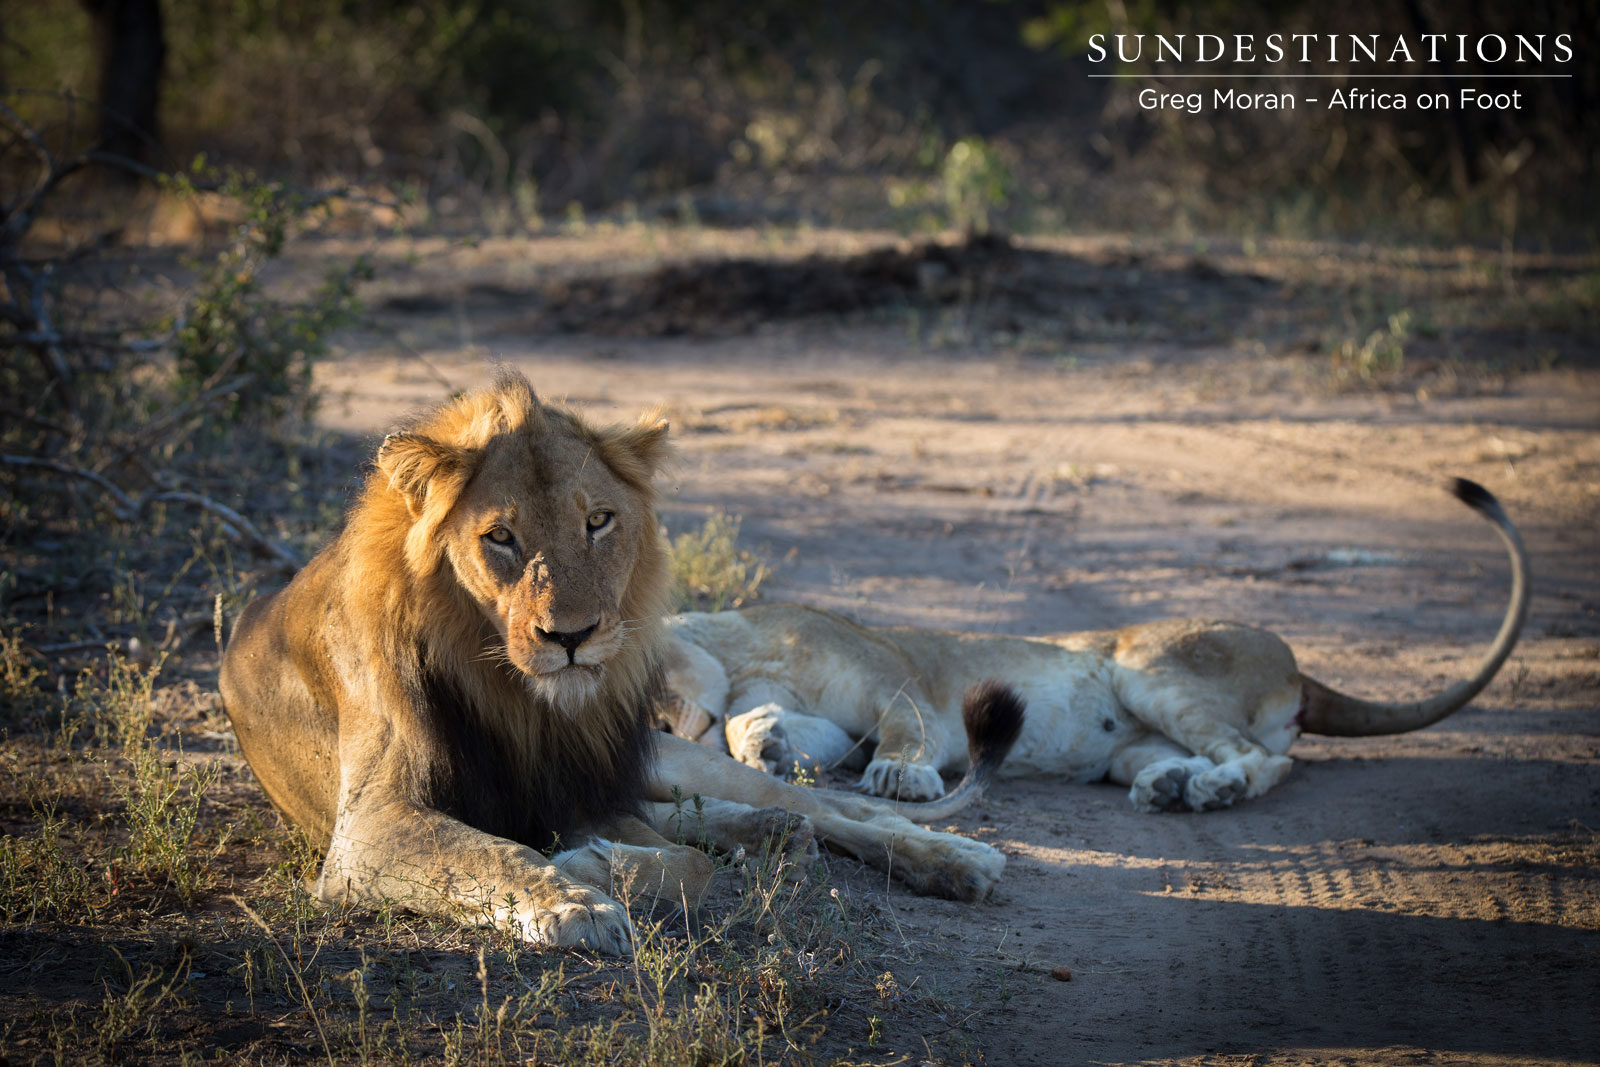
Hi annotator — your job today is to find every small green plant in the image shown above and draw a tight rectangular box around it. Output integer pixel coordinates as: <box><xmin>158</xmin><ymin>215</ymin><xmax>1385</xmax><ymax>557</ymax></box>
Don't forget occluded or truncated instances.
<box><xmin>111</xmin><ymin>743</ymin><xmax>220</xmax><ymax>903</ymax></box>
<box><xmin>1331</xmin><ymin>309</ymin><xmax>1411</xmax><ymax>386</ymax></box>
<box><xmin>166</xmin><ymin>162</ymin><xmax>373</xmax><ymax>424</ymax></box>
<box><xmin>87</xmin><ymin>651</ymin><xmax>163</xmax><ymax>752</ymax></box>
<box><xmin>0</xmin><ymin>792</ymin><xmax>102</xmax><ymax>923</ymax></box>
<box><xmin>61</xmin><ymin>651</ymin><xmax>223</xmax><ymax>903</ymax></box>
<box><xmin>0</xmin><ymin>628</ymin><xmax>49</xmax><ymax>723</ymax></box>
<box><xmin>941</xmin><ymin>137</ymin><xmax>1011</xmax><ymax>234</ymax></box>
<box><xmin>668</xmin><ymin>513</ymin><xmax>771</xmax><ymax>612</ymax></box>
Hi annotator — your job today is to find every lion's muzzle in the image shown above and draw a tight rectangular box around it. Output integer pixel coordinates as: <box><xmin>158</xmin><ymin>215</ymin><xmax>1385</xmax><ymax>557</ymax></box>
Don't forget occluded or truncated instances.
<box><xmin>536</xmin><ymin>624</ymin><xmax>598</xmax><ymax>665</ymax></box>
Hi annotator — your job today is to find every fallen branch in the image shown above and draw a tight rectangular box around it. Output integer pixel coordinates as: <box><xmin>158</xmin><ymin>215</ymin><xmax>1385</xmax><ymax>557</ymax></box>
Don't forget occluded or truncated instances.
<box><xmin>146</xmin><ymin>490</ymin><xmax>300</xmax><ymax>570</ymax></box>
<box><xmin>3</xmin><ymin>453</ymin><xmax>302</xmax><ymax>571</ymax></box>
<box><xmin>2</xmin><ymin>454</ymin><xmax>137</xmax><ymax>516</ymax></box>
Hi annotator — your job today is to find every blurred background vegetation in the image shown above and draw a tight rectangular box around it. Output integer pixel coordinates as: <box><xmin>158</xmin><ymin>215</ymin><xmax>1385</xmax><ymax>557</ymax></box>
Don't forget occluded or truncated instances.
<box><xmin>3</xmin><ymin>0</ymin><xmax>1596</xmax><ymax>245</ymax></box>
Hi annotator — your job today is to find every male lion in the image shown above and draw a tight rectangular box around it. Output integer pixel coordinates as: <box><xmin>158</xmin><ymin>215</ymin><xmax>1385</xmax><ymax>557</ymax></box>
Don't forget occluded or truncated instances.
<box><xmin>219</xmin><ymin>372</ymin><xmax>1021</xmax><ymax>956</ymax></box>
<box><xmin>661</xmin><ymin>479</ymin><xmax>1528</xmax><ymax>813</ymax></box>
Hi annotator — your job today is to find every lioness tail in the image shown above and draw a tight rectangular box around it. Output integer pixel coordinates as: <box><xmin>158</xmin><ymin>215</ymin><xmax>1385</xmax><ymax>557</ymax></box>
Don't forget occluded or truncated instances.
<box><xmin>962</xmin><ymin>678</ymin><xmax>1027</xmax><ymax>781</ymax></box>
<box><xmin>1300</xmin><ymin>478</ymin><xmax>1530</xmax><ymax>736</ymax></box>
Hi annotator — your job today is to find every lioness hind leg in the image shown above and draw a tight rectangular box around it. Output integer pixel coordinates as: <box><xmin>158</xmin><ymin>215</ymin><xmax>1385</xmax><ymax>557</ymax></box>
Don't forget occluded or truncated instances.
<box><xmin>1112</xmin><ymin>735</ymin><xmax>1230</xmax><ymax>813</ymax></box>
<box><xmin>726</xmin><ymin>704</ymin><xmax>860</xmax><ymax>778</ymax></box>
<box><xmin>1129</xmin><ymin>756</ymin><xmax>1216</xmax><ymax>812</ymax></box>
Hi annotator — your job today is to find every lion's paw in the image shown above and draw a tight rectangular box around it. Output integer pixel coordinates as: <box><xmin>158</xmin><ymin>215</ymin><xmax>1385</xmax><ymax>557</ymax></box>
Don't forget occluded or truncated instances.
<box><xmin>859</xmin><ymin>758</ymin><xmax>946</xmax><ymax>801</ymax></box>
<box><xmin>509</xmin><ymin>887</ymin><xmax>632</xmax><ymax>955</ymax></box>
<box><xmin>741</xmin><ymin>806</ymin><xmax>820</xmax><ymax>873</ymax></box>
<box><xmin>1129</xmin><ymin>756</ymin><xmax>1212</xmax><ymax>813</ymax></box>
<box><xmin>1183</xmin><ymin>763</ymin><xmax>1248</xmax><ymax>811</ymax></box>
<box><xmin>888</xmin><ymin>830</ymin><xmax>1005</xmax><ymax>902</ymax></box>
<box><xmin>726</xmin><ymin>703</ymin><xmax>791</xmax><ymax>775</ymax></box>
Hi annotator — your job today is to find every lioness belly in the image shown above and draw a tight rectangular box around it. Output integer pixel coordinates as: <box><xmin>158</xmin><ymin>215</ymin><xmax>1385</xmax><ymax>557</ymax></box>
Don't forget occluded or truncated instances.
<box><xmin>997</xmin><ymin>665</ymin><xmax>1138</xmax><ymax>781</ymax></box>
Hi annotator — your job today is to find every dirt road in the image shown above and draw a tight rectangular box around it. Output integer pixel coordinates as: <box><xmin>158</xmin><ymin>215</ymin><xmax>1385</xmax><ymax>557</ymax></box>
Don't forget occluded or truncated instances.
<box><xmin>313</xmin><ymin>231</ymin><xmax>1600</xmax><ymax>1066</ymax></box>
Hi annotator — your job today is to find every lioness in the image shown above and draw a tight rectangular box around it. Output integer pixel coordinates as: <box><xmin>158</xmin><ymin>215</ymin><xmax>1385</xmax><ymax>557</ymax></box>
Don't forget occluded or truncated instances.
<box><xmin>661</xmin><ymin>479</ymin><xmax>1528</xmax><ymax>812</ymax></box>
<box><xmin>219</xmin><ymin>372</ymin><xmax>1021</xmax><ymax>956</ymax></box>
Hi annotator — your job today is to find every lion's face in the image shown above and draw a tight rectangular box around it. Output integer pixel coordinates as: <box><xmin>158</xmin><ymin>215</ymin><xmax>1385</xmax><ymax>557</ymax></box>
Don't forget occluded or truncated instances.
<box><xmin>374</xmin><ymin>379</ymin><xmax>671</xmax><ymax>715</ymax></box>
<box><xmin>448</xmin><ymin>429</ymin><xmax>655</xmax><ymax>709</ymax></box>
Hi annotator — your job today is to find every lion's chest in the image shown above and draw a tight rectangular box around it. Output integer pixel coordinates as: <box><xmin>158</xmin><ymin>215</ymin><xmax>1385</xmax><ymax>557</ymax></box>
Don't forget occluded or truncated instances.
<box><xmin>1000</xmin><ymin>658</ymin><xmax>1137</xmax><ymax>780</ymax></box>
<box><xmin>421</xmin><ymin>669</ymin><xmax>650</xmax><ymax>852</ymax></box>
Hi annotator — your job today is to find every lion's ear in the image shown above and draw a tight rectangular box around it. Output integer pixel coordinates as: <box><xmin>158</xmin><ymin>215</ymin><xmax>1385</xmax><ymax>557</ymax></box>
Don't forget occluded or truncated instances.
<box><xmin>621</xmin><ymin>415</ymin><xmax>672</xmax><ymax>473</ymax></box>
<box><xmin>377</xmin><ymin>432</ymin><xmax>469</xmax><ymax>518</ymax></box>
<box><xmin>592</xmin><ymin>415</ymin><xmax>672</xmax><ymax>493</ymax></box>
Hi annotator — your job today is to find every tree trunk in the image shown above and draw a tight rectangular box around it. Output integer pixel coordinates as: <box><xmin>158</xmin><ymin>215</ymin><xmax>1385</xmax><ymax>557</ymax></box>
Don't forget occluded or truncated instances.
<box><xmin>80</xmin><ymin>0</ymin><xmax>166</xmax><ymax>166</ymax></box>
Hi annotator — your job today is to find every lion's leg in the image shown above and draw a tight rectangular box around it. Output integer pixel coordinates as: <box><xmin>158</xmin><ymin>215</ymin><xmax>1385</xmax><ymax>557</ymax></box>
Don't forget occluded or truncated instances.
<box><xmin>647</xmin><ymin>734</ymin><xmax>1005</xmax><ymax>902</ymax></box>
<box><xmin>318</xmin><ymin>800</ymin><xmax>633</xmax><ymax>954</ymax></box>
<box><xmin>1114</xmin><ymin>671</ymin><xmax>1296</xmax><ymax>808</ymax></box>
<box><xmin>645</xmin><ymin>797</ymin><xmax>819</xmax><ymax>876</ymax></box>
<box><xmin>858</xmin><ymin>687</ymin><xmax>950</xmax><ymax>802</ymax></box>
<box><xmin>1110</xmin><ymin>734</ymin><xmax>1225</xmax><ymax>813</ymax></box>
<box><xmin>552</xmin><ymin>816</ymin><xmax>716</xmax><ymax>908</ymax></box>
<box><xmin>1144</xmin><ymin>714</ymin><xmax>1293</xmax><ymax>809</ymax></box>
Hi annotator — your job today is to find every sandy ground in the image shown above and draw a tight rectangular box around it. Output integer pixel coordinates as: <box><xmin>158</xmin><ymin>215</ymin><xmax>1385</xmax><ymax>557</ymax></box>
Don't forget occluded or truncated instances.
<box><xmin>307</xmin><ymin>232</ymin><xmax>1599</xmax><ymax>1066</ymax></box>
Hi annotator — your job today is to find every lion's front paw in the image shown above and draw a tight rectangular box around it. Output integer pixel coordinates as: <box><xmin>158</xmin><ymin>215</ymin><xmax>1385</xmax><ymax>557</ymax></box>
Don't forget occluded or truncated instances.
<box><xmin>859</xmin><ymin>758</ymin><xmax>946</xmax><ymax>801</ymax></box>
<box><xmin>726</xmin><ymin>703</ymin><xmax>791</xmax><ymax>775</ymax></box>
<box><xmin>509</xmin><ymin>887</ymin><xmax>632</xmax><ymax>955</ymax></box>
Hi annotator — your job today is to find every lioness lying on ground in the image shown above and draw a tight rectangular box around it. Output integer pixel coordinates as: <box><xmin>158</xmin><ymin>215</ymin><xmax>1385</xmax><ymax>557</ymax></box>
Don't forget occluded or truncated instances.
<box><xmin>219</xmin><ymin>372</ymin><xmax>1022</xmax><ymax>956</ymax></box>
<box><xmin>660</xmin><ymin>479</ymin><xmax>1528</xmax><ymax>812</ymax></box>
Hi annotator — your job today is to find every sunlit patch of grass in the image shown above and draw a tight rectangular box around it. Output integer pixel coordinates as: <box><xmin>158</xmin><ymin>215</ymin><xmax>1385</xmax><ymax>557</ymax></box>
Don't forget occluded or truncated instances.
<box><xmin>0</xmin><ymin>789</ymin><xmax>104</xmax><ymax>924</ymax></box>
<box><xmin>668</xmin><ymin>513</ymin><xmax>771</xmax><ymax>613</ymax></box>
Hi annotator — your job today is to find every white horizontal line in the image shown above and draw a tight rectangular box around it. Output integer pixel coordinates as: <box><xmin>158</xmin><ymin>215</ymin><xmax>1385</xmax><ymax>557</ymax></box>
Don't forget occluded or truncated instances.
<box><xmin>1090</xmin><ymin>73</ymin><xmax>1569</xmax><ymax>78</ymax></box>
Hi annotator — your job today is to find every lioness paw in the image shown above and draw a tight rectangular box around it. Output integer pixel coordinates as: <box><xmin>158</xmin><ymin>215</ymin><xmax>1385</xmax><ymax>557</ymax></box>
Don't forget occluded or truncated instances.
<box><xmin>1129</xmin><ymin>756</ymin><xmax>1212</xmax><ymax>813</ymax></box>
<box><xmin>733</xmin><ymin>806</ymin><xmax>819</xmax><ymax>881</ymax></box>
<box><xmin>1238</xmin><ymin>752</ymin><xmax>1294</xmax><ymax>797</ymax></box>
<box><xmin>726</xmin><ymin>703</ymin><xmax>791</xmax><ymax>775</ymax></box>
<box><xmin>859</xmin><ymin>758</ymin><xmax>945</xmax><ymax>801</ymax></box>
<box><xmin>508</xmin><ymin>888</ymin><xmax>632</xmax><ymax>955</ymax></box>
<box><xmin>1183</xmin><ymin>763</ymin><xmax>1248</xmax><ymax>812</ymax></box>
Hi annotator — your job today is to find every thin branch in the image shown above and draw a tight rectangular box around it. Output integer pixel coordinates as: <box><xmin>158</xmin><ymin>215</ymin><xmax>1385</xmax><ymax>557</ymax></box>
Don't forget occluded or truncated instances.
<box><xmin>145</xmin><ymin>491</ymin><xmax>301</xmax><ymax>570</ymax></box>
<box><xmin>109</xmin><ymin>372</ymin><xmax>254</xmax><ymax>464</ymax></box>
<box><xmin>0</xmin><ymin>329</ymin><xmax>169</xmax><ymax>353</ymax></box>
<box><xmin>2</xmin><ymin>454</ymin><xmax>137</xmax><ymax>517</ymax></box>
<box><xmin>2</xmin><ymin>454</ymin><xmax>303</xmax><ymax>571</ymax></box>
<box><xmin>0</xmin><ymin>402</ymin><xmax>75</xmax><ymax>440</ymax></box>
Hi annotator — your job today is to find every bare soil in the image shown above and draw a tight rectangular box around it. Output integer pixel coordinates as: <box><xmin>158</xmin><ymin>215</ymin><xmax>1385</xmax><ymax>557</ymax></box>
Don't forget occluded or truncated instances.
<box><xmin>317</xmin><ymin>228</ymin><xmax>1599</xmax><ymax>1066</ymax></box>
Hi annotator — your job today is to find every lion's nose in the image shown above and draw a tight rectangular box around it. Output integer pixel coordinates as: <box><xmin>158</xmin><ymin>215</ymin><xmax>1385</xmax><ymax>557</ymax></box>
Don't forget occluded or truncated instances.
<box><xmin>535</xmin><ymin>625</ymin><xmax>597</xmax><ymax>657</ymax></box>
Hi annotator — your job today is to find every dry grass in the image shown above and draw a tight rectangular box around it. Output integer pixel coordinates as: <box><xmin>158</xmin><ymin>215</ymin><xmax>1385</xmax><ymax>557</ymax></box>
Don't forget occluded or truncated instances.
<box><xmin>0</xmin><ymin>454</ymin><xmax>975</xmax><ymax>1066</ymax></box>
<box><xmin>668</xmin><ymin>513</ymin><xmax>773</xmax><ymax>613</ymax></box>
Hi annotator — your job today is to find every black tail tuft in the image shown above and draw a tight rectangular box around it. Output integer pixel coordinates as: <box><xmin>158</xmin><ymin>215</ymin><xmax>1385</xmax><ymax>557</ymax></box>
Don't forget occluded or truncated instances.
<box><xmin>962</xmin><ymin>679</ymin><xmax>1026</xmax><ymax>774</ymax></box>
<box><xmin>1448</xmin><ymin>477</ymin><xmax>1499</xmax><ymax>516</ymax></box>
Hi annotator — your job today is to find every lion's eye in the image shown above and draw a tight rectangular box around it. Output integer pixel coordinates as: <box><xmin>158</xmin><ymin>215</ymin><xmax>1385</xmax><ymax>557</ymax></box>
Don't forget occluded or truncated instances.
<box><xmin>484</xmin><ymin>526</ymin><xmax>515</xmax><ymax>547</ymax></box>
<box><xmin>586</xmin><ymin>511</ymin><xmax>613</xmax><ymax>534</ymax></box>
